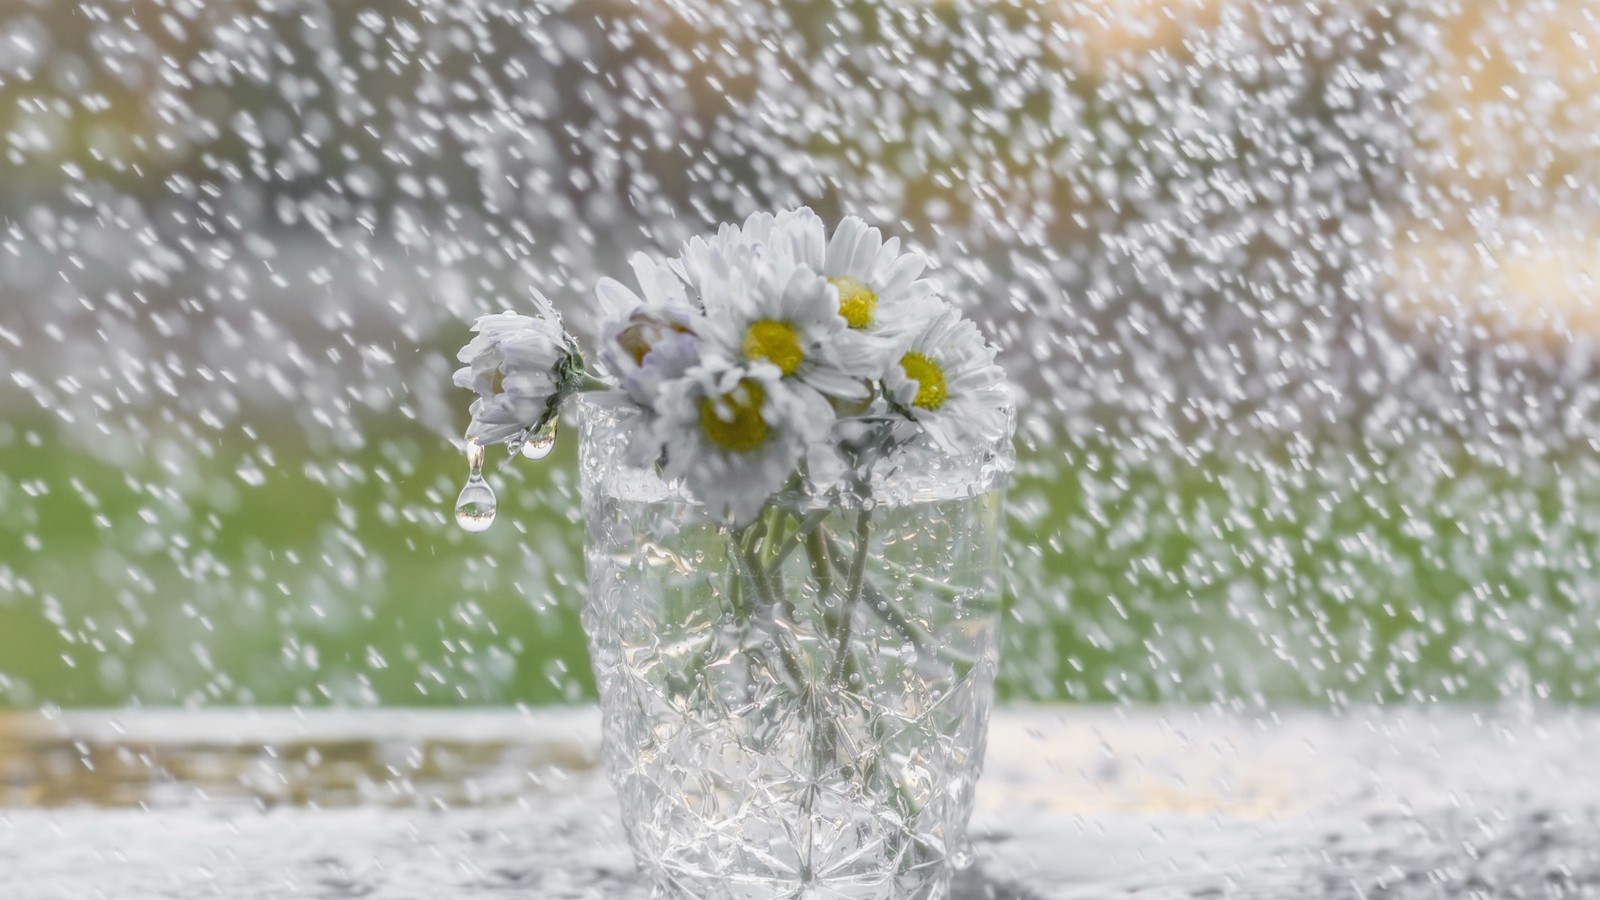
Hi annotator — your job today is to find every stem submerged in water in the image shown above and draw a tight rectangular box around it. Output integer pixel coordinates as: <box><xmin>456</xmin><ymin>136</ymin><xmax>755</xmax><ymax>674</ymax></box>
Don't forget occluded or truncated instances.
<box><xmin>725</xmin><ymin>472</ymin><xmax>969</xmax><ymax>886</ymax></box>
<box><xmin>830</xmin><ymin>506</ymin><xmax>872</xmax><ymax>686</ymax></box>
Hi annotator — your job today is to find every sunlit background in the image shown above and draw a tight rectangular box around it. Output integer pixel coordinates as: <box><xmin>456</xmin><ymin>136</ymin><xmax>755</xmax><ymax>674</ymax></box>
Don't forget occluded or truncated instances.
<box><xmin>3</xmin><ymin>0</ymin><xmax>1598</xmax><ymax>710</ymax></box>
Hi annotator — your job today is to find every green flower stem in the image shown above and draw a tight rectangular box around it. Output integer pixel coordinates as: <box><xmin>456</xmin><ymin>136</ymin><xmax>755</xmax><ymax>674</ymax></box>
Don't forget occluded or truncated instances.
<box><xmin>760</xmin><ymin>509</ymin><xmax>827</xmax><ymax>885</ymax></box>
<box><xmin>812</xmin><ymin>544</ymin><xmax>927</xmax><ymax>871</ymax></box>
<box><xmin>743</xmin><ymin>517</ymin><xmax>767</xmax><ymax>558</ymax></box>
<box><xmin>802</xmin><ymin>523</ymin><xmax>834</xmax><ymax>600</ymax></box>
<box><xmin>829</xmin><ymin>506</ymin><xmax>872</xmax><ymax>686</ymax></box>
<box><xmin>753</xmin><ymin>514</ymin><xmax>808</xmax><ymax>637</ymax></box>
<box><xmin>766</xmin><ymin>508</ymin><xmax>832</xmax><ymax>576</ymax></box>
<box><xmin>735</xmin><ymin>527</ymin><xmax>808</xmax><ymax>692</ymax></box>
<box><xmin>872</xmin><ymin>557</ymin><xmax>977</xmax><ymax>600</ymax></box>
<box><xmin>822</xmin><ymin>533</ymin><xmax>980</xmax><ymax>673</ymax></box>
<box><xmin>728</xmin><ymin>566</ymin><xmax>748</xmax><ymax>619</ymax></box>
<box><xmin>729</xmin><ymin>523</ymin><xmax>764</xmax><ymax>620</ymax></box>
<box><xmin>826</xmin><ymin>522</ymin><xmax>937</xmax><ymax>868</ymax></box>
<box><xmin>763</xmin><ymin>506</ymin><xmax>790</xmax><ymax>598</ymax></box>
<box><xmin>771</xmin><ymin>503</ymin><xmax>934</xmax><ymax>879</ymax></box>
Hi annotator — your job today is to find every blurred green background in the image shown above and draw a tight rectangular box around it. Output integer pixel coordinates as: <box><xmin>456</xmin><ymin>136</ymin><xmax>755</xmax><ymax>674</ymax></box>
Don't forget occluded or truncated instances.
<box><xmin>3</xmin><ymin>0</ymin><xmax>1599</xmax><ymax>709</ymax></box>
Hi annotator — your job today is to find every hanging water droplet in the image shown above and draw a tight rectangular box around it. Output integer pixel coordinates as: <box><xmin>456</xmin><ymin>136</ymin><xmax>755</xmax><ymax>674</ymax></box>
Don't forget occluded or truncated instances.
<box><xmin>455</xmin><ymin>440</ymin><xmax>497</xmax><ymax>533</ymax></box>
<box><xmin>455</xmin><ymin>481</ymin><xmax>497</xmax><ymax>533</ymax></box>
<box><xmin>521</xmin><ymin>418</ymin><xmax>558</xmax><ymax>460</ymax></box>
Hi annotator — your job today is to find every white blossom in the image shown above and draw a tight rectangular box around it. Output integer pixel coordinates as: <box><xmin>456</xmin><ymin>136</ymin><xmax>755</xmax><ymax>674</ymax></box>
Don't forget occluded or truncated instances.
<box><xmin>689</xmin><ymin>240</ymin><xmax>879</xmax><ymax>402</ymax></box>
<box><xmin>594</xmin><ymin>251</ymin><xmax>701</xmax><ymax>407</ymax></box>
<box><xmin>453</xmin><ymin>308</ymin><xmax>576</xmax><ymax>447</ymax></box>
<box><xmin>884</xmin><ymin>306</ymin><xmax>1012</xmax><ymax>457</ymax></box>
<box><xmin>652</xmin><ymin>360</ymin><xmax>834</xmax><ymax>525</ymax></box>
<box><xmin>592</xmin><ymin>252</ymin><xmax>703</xmax><ymax>466</ymax></box>
<box><xmin>800</xmin><ymin>213</ymin><xmax>944</xmax><ymax>371</ymax></box>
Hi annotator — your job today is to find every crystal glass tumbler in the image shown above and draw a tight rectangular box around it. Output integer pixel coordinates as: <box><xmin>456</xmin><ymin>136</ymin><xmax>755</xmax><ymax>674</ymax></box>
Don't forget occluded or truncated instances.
<box><xmin>578</xmin><ymin>396</ymin><xmax>1012</xmax><ymax>900</ymax></box>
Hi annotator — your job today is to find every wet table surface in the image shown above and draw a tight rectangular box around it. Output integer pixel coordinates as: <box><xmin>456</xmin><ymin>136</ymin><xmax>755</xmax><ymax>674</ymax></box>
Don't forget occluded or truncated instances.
<box><xmin>2</xmin><ymin>706</ymin><xmax>1597</xmax><ymax>899</ymax></box>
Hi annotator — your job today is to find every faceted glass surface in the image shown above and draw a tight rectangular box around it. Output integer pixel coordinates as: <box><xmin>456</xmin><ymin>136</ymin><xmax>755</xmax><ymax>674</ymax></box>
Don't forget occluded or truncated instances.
<box><xmin>578</xmin><ymin>399</ymin><xmax>1010</xmax><ymax>900</ymax></box>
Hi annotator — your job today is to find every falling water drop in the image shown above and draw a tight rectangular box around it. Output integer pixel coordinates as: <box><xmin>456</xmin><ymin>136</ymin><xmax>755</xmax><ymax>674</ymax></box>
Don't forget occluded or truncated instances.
<box><xmin>455</xmin><ymin>440</ymin><xmax>497</xmax><ymax>533</ymax></box>
<box><xmin>521</xmin><ymin>418</ymin><xmax>558</xmax><ymax>460</ymax></box>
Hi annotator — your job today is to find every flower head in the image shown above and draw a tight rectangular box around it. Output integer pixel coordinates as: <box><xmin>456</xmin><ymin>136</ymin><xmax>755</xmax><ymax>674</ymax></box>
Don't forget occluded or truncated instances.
<box><xmin>779</xmin><ymin>213</ymin><xmax>943</xmax><ymax>372</ymax></box>
<box><xmin>689</xmin><ymin>241</ymin><xmax>879</xmax><ymax>402</ymax></box>
<box><xmin>674</xmin><ymin>208</ymin><xmax>820</xmax><ymax>290</ymax></box>
<box><xmin>592</xmin><ymin>252</ymin><xmax>704</xmax><ymax>467</ymax></box>
<box><xmin>884</xmin><ymin>307</ymin><xmax>1012</xmax><ymax>456</ymax></box>
<box><xmin>453</xmin><ymin>305</ymin><xmax>578</xmax><ymax>447</ymax></box>
<box><xmin>595</xmin><ymin>251</ymin><xmax>701</xmax><ymax>407</ymax></box>
<box><xmin>653</xmin><ymin>360</ymin><xmax>835</xmax><ymax>524</ymax></box>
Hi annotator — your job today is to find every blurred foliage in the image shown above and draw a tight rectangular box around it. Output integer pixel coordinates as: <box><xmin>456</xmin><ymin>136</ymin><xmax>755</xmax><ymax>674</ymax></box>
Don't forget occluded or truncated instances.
<box><xmin>6</xmin><ymin>411</ymin><xmax>1600</xmax><ymax>708</ymax></box>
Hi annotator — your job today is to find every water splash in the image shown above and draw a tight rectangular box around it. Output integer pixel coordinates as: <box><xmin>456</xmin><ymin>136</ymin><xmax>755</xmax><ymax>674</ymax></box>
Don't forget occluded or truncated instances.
<box><xmin>454</xmin><ymin>440</ymin><xmax>497</xmax><ymax>533</ymax></box>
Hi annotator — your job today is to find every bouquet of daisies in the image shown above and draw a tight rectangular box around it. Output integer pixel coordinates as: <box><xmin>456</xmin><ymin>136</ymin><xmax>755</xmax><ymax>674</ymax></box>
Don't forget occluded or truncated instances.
<box><xmin>455</xmin><ymin>211</ymin><xmax>1012</xmax><ymax>889</ymax></box>
<box><xmin>453</xmin><ymin>208</ymin><xmax>1010</xmax><ymax>527</ymax></box>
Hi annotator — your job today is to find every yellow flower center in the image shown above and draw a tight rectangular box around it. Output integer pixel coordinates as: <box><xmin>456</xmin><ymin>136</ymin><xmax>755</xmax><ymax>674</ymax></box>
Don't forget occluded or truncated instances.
<box><xmin>899</xmin><ymin>352</ymin><xmax>947</xmax><ymax>411</ymax></box>
<box><xmin>491</xmin><ymin>367</ymin><xmax>506</xmax><ymax>394</ymax></box>
<box><xmin>698</xmin><ymin>380</ymin><xmax>769</xmax><ymax>453</ymax></box>
<box><xmin>742</xmin><ymin>320</ymin><xmax>804</xmax><ymax>376</ymax></box>
<box><xmin>830</xmin><ymin>276</ymin><xmax>877</xmax><ymax>329</ymax></box>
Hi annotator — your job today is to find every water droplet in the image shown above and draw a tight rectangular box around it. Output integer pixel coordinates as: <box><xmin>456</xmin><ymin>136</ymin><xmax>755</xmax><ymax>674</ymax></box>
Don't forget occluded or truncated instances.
<box><xmin>235</xmin><ymin>461</ymin><xmax>266</xmax><ymax>487</ymax></box>
<box><xmin>455</xmin><ymin>480</ymin><xmax>496</xmax><ymax>533</ymax></box>
<box><xmin>455</xmin><ymin>440</ymin><xmax>496</xmax><ymax>533</ymax></box>
<box><xmin>522</xmin><ymin>418</ymin><xmax>558</xmax><ymax>460</ymax></box>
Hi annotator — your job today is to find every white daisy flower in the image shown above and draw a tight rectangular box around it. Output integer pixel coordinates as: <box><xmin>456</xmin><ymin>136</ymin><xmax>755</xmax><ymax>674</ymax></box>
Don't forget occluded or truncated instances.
<box><xmin>884</xmin><ymin>307</ymin><xmax>1012</xmax><ymax>456</ymax></box>
<box><xmin>594</xmin><ymin>251</ymin><xmax>701</xmax><ymax>407</ymax></box>
<box><xmin>592</xmin><ymin>252</ymin><xmax>703</xmax><ymax>467</ymax></box>
<box><xmin>690</xmin><ymin>245</ymin><xmax>878</xmax><ymax>401</ymax></box>
<box><xmin>654</xmin><ymin>360</ymin><xmax>835</xmax><ymax>525</ymax></box>
<box><xmin>784</xmin><ymin>212</ymin><xmax>943</xmax><ymax>368</ymax></box>
<box><xmin>674</xmin><ymin>208</ymin><xmax>819</xmax><ymax>291</ymax></box>
<box><xmin>453</xmin><ymin>306</ymin><xmax>577</xmax><ymax>446</ymax></box>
